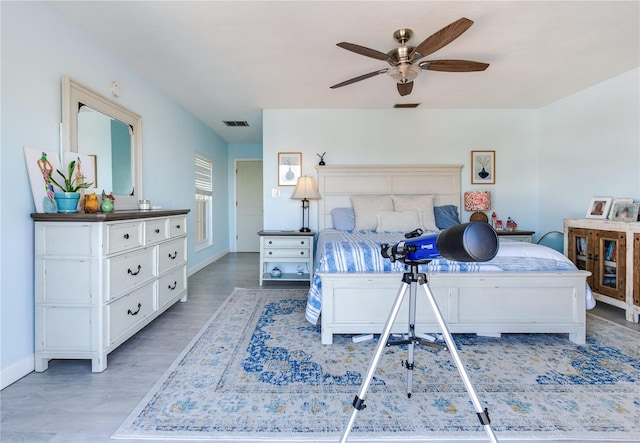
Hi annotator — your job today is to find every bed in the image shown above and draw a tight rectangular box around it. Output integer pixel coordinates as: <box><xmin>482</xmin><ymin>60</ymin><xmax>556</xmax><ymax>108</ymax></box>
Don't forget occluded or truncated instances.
<box><xmin>306</xmin><ymin>165</ymin><xmax>593</xmax><ymax>345</ymax></box>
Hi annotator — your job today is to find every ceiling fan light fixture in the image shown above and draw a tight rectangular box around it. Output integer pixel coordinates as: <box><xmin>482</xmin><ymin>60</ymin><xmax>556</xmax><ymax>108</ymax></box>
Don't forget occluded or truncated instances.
<box><xmin>387</xmin><ymin>63</ymin><xmax>420</xmax><ymax>83</ymax></box>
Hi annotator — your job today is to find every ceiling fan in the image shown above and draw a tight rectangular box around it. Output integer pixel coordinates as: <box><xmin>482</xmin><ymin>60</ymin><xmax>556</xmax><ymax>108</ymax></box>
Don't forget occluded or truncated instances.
<box><xmin>330</xmin><ymin>17</ymin><xmax>489</xmax><ymax>97</ymax></box>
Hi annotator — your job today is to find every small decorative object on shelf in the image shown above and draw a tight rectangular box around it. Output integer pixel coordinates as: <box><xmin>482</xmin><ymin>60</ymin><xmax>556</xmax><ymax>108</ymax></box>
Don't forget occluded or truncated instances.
<box><xmin>506</xmin><ymin>217</ymin><xmax>517</xmax><ymax>231</ymax></box>
<box><xmin>138</xmin><ymin>199</ymin><xmax>151</xmax><ymax>210</ymax></box>
<box><xmin>270</xmin><ymin>267</ymin><xmax>282</xmax><ymax>278</ymax></box>
<box><xmin>100</xmin><ymin>191</ymin><xmax>115</xmax><ymax>213</ymax></box>
<box><xmin>83</xmin><ymin>193</ymin><xmax>99</xmax><ymax>213</ymax></box>
<box><xmin>495</xmin><ymin>220</ymin><xmax>504</xmax><ymax>231</ymax></box>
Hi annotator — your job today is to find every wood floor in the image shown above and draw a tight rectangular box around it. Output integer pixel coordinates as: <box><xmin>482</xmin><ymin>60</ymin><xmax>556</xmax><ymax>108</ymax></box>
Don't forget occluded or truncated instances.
<box><xmin>1</xmin><ymin>252</ymin><xmax>637</xmax><ymax>443</ymax></box>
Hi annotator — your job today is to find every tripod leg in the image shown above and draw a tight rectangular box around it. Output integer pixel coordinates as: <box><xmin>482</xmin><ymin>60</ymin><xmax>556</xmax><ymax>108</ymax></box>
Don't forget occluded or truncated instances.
<box><xmin>339</xmin><ymin>282</ymin><xmax>410</xmax><ymax>443</ymax></box>
<box><xmin>405</xmin><ymin>279</ymin><xmax>417</xmax><ymax>398</ymax></box>
<box><xmin>418</xmin><ymin>281</ymin><xmax>499</xmax><ymax>443</ymax></box>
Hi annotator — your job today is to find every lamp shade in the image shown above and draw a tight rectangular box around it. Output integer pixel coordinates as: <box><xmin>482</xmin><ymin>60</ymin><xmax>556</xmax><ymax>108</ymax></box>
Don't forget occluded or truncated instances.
<box><xmin>291</xmin><ymin>176</ymin><xmax>321</xmax><ymax>200</ymax></box>
<box><xmin>464</xmin><ymin>191</ymin><xmax>491</xmax><ymax>211</ymax></box>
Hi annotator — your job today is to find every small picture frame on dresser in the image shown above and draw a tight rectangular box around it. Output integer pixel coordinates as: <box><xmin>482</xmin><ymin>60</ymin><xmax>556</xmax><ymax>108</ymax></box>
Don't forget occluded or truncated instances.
<box><xmin>585</xmin><ymin>197</ymin><xmax>612</xmax><ymax>219</ymax></box>
<box><xmin>610</xmin><ymin>202</ymin><xmax>639</xmax><ymax>221</ymax></box>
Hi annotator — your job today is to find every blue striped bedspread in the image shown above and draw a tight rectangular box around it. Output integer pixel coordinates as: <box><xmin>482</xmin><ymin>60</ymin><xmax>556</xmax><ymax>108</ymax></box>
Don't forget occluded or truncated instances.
<box><xmin>305</xmin><ymin>229</ymin><xmax>593</xmax><ymax>324</ymax></box>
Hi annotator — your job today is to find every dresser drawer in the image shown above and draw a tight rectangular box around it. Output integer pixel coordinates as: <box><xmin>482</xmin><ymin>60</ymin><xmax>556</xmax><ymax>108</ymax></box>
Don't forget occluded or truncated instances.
<box><xmin>144</xmin><ymin>219</ymin><xmax>169</xmax><ymax>245</ymax></box>
<box><xmin>107</xmin><ymin>247</ymin><xmax>156</xmax><ymax>298</ymax></box>
<box><xmin>169</xmin><ymin>216</ymin><xmax>187</xmax><ymax>238</ymax></box>
<box><xmin>262</xmin><ymin>237</ymin><xmax>311</xmax><ymax>249</ymax></box>
<box><xmin>158</xmin><ymin>238</ymin><xmax>187</xmax><ymax>274</ymax></box>
<box><xmin>107</xmin><ymin>222</ymin><xmax>143</xmax><ymax>254</ymax></box>
<box><xmin>158</xmin><ymin>266</ymin><xmax>187</xmax><ymax>308</ymax></box>
<box><xmin>108</xmin><ymin>282</ymin><xmax>155</xmax><ymax>344</ymax></box>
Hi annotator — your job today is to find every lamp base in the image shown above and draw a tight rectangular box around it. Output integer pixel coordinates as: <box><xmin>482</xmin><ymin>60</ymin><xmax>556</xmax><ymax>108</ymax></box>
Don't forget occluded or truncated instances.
<box><xmin>300</xmin><ymin>227</ymin><xmax>311</xmax><ymax>232</ymax></box>
<box><xmin>470</xmin><ymin>211</ymin><xmax>489</xmax><ymax>223</ymax></box>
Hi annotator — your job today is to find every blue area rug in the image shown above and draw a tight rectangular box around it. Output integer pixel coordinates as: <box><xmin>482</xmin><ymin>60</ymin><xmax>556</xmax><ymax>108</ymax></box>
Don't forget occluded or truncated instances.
<box><xmin>113</xmin><ymin>288</ymin><xmax>640</xmax><ymax>442</ymax></box>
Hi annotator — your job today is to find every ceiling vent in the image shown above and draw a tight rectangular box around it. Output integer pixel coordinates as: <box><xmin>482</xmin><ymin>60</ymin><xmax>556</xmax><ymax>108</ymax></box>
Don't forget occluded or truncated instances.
<box><xmin>223</xmin><ymin>120</ymin><xmax>250</xmax><ymax>127</ymax></box>
<box><xmin>393</xmin><ymin>103</ymin><xmax>420</xmax><ymax>108</ymax></box>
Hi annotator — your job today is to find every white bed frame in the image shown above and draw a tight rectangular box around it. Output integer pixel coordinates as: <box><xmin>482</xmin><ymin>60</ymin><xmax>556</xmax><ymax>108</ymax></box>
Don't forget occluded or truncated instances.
<box><xmin>315</xmin><ymin>165</ymin><xmax>589</xmax><ymax>345</ymax></box>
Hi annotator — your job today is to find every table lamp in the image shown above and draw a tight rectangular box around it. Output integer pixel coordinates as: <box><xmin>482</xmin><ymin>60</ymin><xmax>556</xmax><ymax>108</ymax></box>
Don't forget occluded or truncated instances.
<box><xmin>464</xmin><ymin>191</ymin><xmax>491</xmax><ymax>223</ymax></box>
<box><xmin>291</xmin><ymin>176</ymin><xmax>321</xmax><ymax>232</ymax></box>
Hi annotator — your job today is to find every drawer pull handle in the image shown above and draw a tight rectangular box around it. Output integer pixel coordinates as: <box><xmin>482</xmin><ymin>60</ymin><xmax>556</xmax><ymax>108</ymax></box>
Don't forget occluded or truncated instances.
<box><xmin>300</xmin><ymin>241</ymin><xmax>305</xmax><ymax>245</ymax></box>
<box><xmin>268</xmin><ymin>240</ymin><xmax>273</xmax><ymax>245</ymax></box>
<box><xmin>168</xmin><ymin>281</ymin><xmax>177</xmax><ymax>290</ymax></box>
<box><xmin>168</xmin><ymin>251</ymin><xmax>178</xmax><ymax>259</ymax></box>
<box><xmin>268</xmin><ymin>251</ymin><xmax>273</xmax><ymax>255</ymax></box>
<box><xmin>155</xmin><ymin>228</ymin><xmax>160</xmax><ymax>234</ymax></box>
<box><xmin>300</xmin><ymin>251</ymin><xmax>304</xmax><ymax>255</ymax></box>
<box><xmin>128</xmin><ymin>265</ymin><xmax>142</xmax><ymax>276</ymax></box>
<box><xmin>124</xmin><ymin>233</ymin><xmax>130</xmax><ymax>240</ymax></box>
<box><xmin>175</xmin><ymin>224</ymin><xmax>181</xmax><ymax>230</ymax></box>
<box><xmin>127</xmin><ymin>303</ymin><xmax>142</xmax><ymax>316</ymax></box>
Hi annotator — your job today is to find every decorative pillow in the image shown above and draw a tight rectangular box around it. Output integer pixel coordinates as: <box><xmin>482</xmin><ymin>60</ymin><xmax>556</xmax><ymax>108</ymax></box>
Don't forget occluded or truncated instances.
<box><xmin>350</xmin><ymin>195</ymin><xmax>393</xmax><ymax>231</ymax></box>
<box><xmin>331</xmin><ymin>207</ymin><xmax>356</xmax><ymax>231</ymax></box>
<box><xmin>376</xmin><ymin>209</ymin><xmax>422</xmax><ymax>233</ymax></box>
<box><xmin>434</xmin><ymin>205</ymin><xmax>460</xmax><ymax>229</ymax></box>
<box><xmin>392</xmin><ymin>195</ymin><xmax>438</xmax><ymax>231</ymax></box>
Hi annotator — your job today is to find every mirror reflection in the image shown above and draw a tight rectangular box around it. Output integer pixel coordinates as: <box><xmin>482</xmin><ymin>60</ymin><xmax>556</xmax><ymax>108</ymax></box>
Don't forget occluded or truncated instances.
<box><xmin>77</xmin><ymin>106</ymin><xmax>133</xmax><ymax>195</ymax></box>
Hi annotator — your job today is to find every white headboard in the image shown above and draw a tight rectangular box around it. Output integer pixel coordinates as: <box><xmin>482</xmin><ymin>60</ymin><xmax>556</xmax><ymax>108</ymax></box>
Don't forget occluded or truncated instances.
<box><xmin>316</xmin><ymin>165</ymin><xmax>463</xmax><ymax>230</ymax></box>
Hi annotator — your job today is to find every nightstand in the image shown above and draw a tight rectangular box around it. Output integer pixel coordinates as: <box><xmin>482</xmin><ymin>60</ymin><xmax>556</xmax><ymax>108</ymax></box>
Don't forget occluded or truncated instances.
<box><xmin>258</xmin><ymin>230</ymin><xmax>315</xmax><ymax>285</ymax></box>
<box><xmin>496</xmin><ymin>230</ymin><xmax>535</xmax><ymax>243</ymax></box>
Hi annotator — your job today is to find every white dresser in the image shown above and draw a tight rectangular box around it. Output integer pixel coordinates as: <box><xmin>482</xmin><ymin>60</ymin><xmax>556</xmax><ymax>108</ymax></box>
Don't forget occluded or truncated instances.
<box><xmin>32</xmin><ymin>210</ymin><xmax>189</xmax><ymax>372</ymax></box>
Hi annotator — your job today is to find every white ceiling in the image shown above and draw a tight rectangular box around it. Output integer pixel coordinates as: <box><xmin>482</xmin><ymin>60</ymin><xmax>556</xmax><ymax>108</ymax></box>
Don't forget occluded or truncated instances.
<box><xmin>50</xmin><ymin>1</ymin><xmax>639</xmax><ymax>144</ymax></box>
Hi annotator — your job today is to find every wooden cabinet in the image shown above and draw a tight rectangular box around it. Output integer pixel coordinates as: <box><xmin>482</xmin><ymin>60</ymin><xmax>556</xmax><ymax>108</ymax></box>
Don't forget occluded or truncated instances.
<box><xmin>32</xmin><ymin>210</ymin><xmax>189</xmax><ymax>372</ymax></box>
<box><xmin>258</xmin><ymin>230</ymin><xmax>314</xmax><ymax>285</ymax></box>
<box><xmin>565</xmin><ymin>218</ymin><xmax>639</xmax><ymax>322</ymax></box>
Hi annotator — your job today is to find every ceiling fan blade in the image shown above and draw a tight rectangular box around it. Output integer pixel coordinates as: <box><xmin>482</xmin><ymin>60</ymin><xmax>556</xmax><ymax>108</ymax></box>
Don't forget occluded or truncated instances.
<box><xmin>336</xmin><ymin>42</ymin><xmax>390</xmax><ymax>61</ymax></box>
<box><xmin>410</xmin><ymin>17</ymin><xmax>474</xmax><ymax>60</ymax></box>
<box><xmin>420</xmin><ymin>60</ymin><xmax>489</xmax><ymax>72</ymax></box>
<box><xmin>330</xmin><ymin>69</ymin><xmax>387</xmax><ymax>89</ymax></box>
<box><xmin>397</xmin><ymin>81</ymin><xmax>413</xmax><ymax>96</ymax></box>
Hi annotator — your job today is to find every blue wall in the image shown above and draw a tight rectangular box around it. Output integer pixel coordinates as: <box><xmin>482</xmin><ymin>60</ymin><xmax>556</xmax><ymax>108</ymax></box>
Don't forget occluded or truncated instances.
<box><xmin>0</xmin><ymin>2</ymin><xmax>230</xmax><ymax>386</ymax></box>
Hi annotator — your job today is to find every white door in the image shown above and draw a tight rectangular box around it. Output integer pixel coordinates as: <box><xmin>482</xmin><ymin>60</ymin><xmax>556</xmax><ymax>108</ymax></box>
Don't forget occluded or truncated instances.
<box><xmin>236</xmin><ymin>160</ymin><xmax>263</xmax><ymax>252</ymax></box>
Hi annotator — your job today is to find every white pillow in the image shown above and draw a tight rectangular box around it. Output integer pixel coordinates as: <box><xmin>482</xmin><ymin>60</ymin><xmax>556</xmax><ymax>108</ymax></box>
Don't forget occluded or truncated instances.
<box><xmin>350</xmin><ymin>195</ymin><xmax>393</xmax><ymax>231</ymax></box>
<box><xmin>392</xmin><ymin>194</ymin><xmax>438</xmax><ymax>231</ymax></box>
<box><xmin>376</xmin><ymin>209</ymin><xmax>423</xmax><ymax>233</ymax></box>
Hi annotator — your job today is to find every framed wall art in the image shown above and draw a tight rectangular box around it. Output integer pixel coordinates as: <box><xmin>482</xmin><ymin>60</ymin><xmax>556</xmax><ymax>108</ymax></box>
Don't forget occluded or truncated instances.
<box><xmin>471</xmin><ymin>150</ymin><xmax>495</xmax><ymax>184</ymax></box>
<box><xmin>278</xmin><ymin>152</ymin><xmax>301</xmax><ymax>186</ymax></box>
<box><xmin>585</xmin><ymin>197</ymin><xmax>612</xmax><ymax>219</ymax></box>
<box><xmin>609</xmin><ymin>202</ymin><xmax>639</xmax><ymax>221</ymax></box>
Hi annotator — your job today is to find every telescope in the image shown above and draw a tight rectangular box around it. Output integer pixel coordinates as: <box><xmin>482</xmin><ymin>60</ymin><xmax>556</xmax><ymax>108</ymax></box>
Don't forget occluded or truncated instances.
<box><xmin>381</xmin><ymin>222</ymin><xmax>499</xmax><ymax>264</ymax></box>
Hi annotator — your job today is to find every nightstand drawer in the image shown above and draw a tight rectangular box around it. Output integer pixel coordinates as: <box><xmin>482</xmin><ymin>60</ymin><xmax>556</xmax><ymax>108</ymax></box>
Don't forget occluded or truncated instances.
<box><xmin>262</xmin><ymin>237</ymin><xmax>311</xmax><ymax>249</ymax></box>
<box><xmin>264</xmin><ymin>248</ymin><xmax>310</xmax><ymax>258</ymax></box>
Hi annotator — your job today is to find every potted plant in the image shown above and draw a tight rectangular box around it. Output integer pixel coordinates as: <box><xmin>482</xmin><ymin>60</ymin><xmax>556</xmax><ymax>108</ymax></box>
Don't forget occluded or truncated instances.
<box><xmin>48</xmin><ymin>160</ymin><xmax>93</xmax><ymax>213</ymax></box>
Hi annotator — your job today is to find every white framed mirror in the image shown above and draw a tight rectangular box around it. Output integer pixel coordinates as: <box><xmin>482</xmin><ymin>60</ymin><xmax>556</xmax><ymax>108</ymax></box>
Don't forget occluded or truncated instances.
<box><xmin>61</xmin><ymin>76</ymin><xmax>142</xmax><ymax>210</ymax></box>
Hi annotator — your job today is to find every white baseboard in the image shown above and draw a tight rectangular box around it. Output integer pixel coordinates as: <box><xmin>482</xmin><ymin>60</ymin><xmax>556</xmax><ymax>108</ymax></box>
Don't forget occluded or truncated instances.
<box><xmin>188</xmin><ymin>249</ymin><xmax>229</xmax><ymax>276</ymax></box>
<box><xmin>1</xmin><ymin>354</ymin><xmax>34</xmax><ymax>390</ymax></box>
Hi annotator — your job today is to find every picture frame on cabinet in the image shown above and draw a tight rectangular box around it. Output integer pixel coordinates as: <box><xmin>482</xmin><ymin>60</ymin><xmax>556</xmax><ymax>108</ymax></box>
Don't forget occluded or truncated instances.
<box><xmin>608</xmin><ymin>199</ymin><xmax>633</xmax><ymax>219</ymax></box>
<box><xmin>610</xmin><ymin>202</ymin><xmax>639</xmax><ymax>221</ymax></box>
<box><xmin>586</xmin><ymin>197</ymin><xmax>612</xmax><ymax>219</ymax></box>
<box><xmin>471</xmin><ymin>150</ymin><xmax>495</xmax><ymax>184</ymax></box>
<box><xmin>278</xmin><ymin>152</ymin><xmax>301</xmax><ymax>186</ymax></box>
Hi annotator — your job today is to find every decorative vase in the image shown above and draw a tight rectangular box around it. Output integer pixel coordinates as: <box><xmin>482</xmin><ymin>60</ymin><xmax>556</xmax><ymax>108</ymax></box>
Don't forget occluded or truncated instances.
<box><xmin>270</xmin><ymin>267</ymin><xmax>282</xmax><ymax>278</ymax></box>
<box><xmin>54</xmin><ymin>192</ymin><xmax>81</xmax><ymax>213</ymax></box>
<box><xmin>84</xmin><ymin>194</ymin><xmax>99</xmax><ymax>213</ymax></box>
<box><xmin>100</xmin><ymin>197</ymin><xmax>114</xmax><ymax>213</ymax></box>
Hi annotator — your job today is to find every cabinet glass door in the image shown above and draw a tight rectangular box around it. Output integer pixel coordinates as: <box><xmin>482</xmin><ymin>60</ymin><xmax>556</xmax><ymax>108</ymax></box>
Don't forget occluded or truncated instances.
<box><xmin>634</xmin><ymin>233</ymin><xmax>639</xmax><ymax>308</ymax></box>
<box><xmin>593</xmin><ymin>230</ymin><xmax>626</xmax><ymax>301</ymax></box>
<box><xmin>568</xmin><ymin>228</ymin><xmax>592</xmax><ymax>287</ymax></box>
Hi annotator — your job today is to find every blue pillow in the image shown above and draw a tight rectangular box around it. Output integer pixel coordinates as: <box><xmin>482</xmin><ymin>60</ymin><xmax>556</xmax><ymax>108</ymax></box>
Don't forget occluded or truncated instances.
<box><xmin>434</xmin><ymin>205</ymin><xmax>460</xmax><ymax>229</ymax></box>
<box><xmin>331</xmin><ymin>207</ymin><xmax>356</xmax><ymax>231</ymax></box>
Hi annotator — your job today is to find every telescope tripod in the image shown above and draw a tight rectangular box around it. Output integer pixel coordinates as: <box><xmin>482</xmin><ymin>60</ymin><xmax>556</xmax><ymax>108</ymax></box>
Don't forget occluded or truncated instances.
<box><xmin>339</xmin><ymin>263</ymin><xmax>498</xmax><ymax>443</ymax></box>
